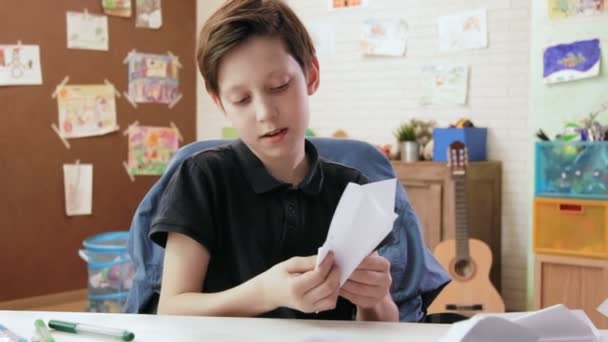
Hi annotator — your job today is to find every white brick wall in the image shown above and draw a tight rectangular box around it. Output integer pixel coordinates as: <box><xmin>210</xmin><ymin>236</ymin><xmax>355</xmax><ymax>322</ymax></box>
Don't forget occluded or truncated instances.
<box><xmin>197</xmin><ymin>0</ymin><xmax>531</xmax><ymax>311</ymax></box>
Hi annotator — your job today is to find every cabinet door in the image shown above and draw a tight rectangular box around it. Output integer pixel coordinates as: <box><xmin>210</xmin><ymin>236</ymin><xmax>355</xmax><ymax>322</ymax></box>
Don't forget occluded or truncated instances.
<box><xmin>536</xmin><ymin>254</ymin><xmax>608</xmax><ymax>328</ymax></box>
<box><xmin>400</xmin><ymin>181</ymin><xmax>442</xmax><ymax>250</ymax></box>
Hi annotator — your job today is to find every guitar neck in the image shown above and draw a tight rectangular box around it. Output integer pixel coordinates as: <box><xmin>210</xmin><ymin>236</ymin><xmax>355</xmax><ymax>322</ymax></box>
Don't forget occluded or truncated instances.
<box><xmin>454</xmin><ymin>175</ymin><xmax>470</xmax><ymax>260</ymax></box>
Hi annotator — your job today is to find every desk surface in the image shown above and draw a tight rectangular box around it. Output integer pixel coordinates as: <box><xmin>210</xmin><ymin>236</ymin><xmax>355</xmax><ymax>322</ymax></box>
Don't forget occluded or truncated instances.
<box><xmin>0</xmin><ymin>310</ymin><xmax>442</xmax><ymax>342</ymax></box>
<box><xmin>1</xmin><ymin>310</ymin><xmax>608</xmax><ymax>342</ymax></box>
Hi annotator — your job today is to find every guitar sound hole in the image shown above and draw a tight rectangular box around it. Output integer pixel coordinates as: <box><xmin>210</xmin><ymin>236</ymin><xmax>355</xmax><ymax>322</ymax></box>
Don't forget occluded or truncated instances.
<box><xmin>454</xmin><ymin>259</ymin><xmax>473</xmax><ymax>278</ymax></box>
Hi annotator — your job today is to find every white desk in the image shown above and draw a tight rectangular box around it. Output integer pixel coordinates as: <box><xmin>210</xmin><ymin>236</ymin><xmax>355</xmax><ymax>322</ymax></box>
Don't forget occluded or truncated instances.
<box><xmin>2</xmin><ymin>311</ymin><xmax>608</xmax><ymax>341</ymax></box>
<box><xmin>0</xmin><ymin>310</ymin><xmax>448</xmax><ymax>341</ymax></box>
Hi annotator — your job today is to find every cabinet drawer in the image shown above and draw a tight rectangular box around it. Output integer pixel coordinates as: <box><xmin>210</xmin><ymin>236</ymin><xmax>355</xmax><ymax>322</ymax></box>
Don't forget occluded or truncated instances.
<box><xmin>534</xmin><ymin>198</ymin><xmax>608</xmax><ymax>258</ymax></box>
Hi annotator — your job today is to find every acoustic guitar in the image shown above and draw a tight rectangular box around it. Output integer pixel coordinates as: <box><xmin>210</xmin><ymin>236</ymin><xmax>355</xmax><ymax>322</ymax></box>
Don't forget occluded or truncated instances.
<box><xmin>428</xmin><ymin>141</ymin><xmax>505</xmax><ymax>315</ymax></box>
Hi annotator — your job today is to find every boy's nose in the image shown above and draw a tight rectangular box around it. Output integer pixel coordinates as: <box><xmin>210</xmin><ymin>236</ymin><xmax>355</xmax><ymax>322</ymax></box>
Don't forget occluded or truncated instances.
<box><xmin>255</xmin><ymin>98</ymin><xmax>278</xmax><ymax>122</ymax></box>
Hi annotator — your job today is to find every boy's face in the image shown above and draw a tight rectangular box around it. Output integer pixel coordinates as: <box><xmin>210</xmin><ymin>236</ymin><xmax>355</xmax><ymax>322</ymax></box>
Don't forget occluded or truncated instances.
<box><xmin>212</xmin><ymin>36</ymin><xmax>319</xmax><ymax>163</ymax></box>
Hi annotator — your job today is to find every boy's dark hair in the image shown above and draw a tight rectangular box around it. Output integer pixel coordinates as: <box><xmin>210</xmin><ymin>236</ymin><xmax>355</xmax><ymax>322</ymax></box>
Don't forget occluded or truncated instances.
<box><xmin>197</xmin><ymin>0</ymin><xmax>316</xmax><ymax>96</ymax></box>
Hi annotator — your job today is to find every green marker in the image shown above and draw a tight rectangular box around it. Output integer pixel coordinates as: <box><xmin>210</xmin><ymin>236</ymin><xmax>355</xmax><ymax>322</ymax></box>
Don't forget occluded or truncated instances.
<box><xmin>48</xmin><ymin>320</ymin><xmax>135</xmax><ymax>341</ymax></box>
<box><xmin>34</xmin><ymin>319</ymin><xmax>55</xmax><ymax>342</ymax></box>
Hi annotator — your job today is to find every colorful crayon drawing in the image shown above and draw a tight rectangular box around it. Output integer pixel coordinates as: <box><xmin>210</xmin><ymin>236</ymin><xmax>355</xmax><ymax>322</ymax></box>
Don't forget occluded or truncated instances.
<box><xmin>543</xmin><ymin>39</ymin><xmax>601</xmax><ymax>84</ymax></box>
<box><xmin>548</xmin><ymin>0</ymin><xmax>604</xmax><ymax>19</ymax></box>
<box><xmin>128</xmin><ymin>52</ymin><xmax>180</xmax><ymax>104</ymax></box>
<box><xmin>438</xmin><ymin>10</ymin><xmax>487</xmax><ymax>52</ymax></box>
<box><xmin>329</xmin><ymin>0</ymin><xmax>367</xmax><ymax>10</ymax></box>
<box><xmin>419</xmin><ymin>65</ymin><xmax>469</xmax><ymax>105</ymax></box>
<box><xmin>57</xmin><ymin>84</ymin><xmax>118</xmax><ymax>138</ymax></box>
<box><xmin>0</xmin><ymin>44</ymin><xmax>42</xmax><ymax>86</ymax></box>
<box><xmin>360</xmin><ymin>18</ymin><xmax>408</xmax><ymax>57</ymax></box>
<box><xmin>128</xmin><ymin>126</ymin><xmax>179</xmax><ymax>176</ymax></box>
<box><xmin>102</xmin><ymin>0</ymin><xmax>132</xmax><ymax>17</ymax></box>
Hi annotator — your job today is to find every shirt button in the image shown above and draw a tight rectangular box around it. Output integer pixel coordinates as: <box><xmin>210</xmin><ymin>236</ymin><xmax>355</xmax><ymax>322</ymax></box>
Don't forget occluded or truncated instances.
<box><xmin>287</xmin><ymin>204</ymin><xmax>295</xmax><ymax>215</ymax></box>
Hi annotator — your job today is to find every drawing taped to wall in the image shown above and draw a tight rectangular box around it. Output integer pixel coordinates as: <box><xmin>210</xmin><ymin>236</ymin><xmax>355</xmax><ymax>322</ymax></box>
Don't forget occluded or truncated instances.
<box><xmin>0</xmin><ymin>44</ymin><xmax>42</xmax><ymax>86</ymax></box>
<box><xmin>419</xmin><ymin>65</ymin><xmax>469</xmax><ymax>105</ymax></box>
<box><xmin>127</xmin><ymin>125</ymin><xmax>179</xmax><ymax>176</ymax></box>
<box><xmin>127</xmin><ymin>52</ymin><xmax>181</xmax><ymax>104</ymax></box>
<box><xmin>329</xmin><ymin>0</ymin><xmax>367</xmax><ymax>10</ymax></box>
<box><xmin>438</xmin><ymin>9</ymin><xmax>487</xmax><ymax>52</ymax></box>
<box><xmin>56</xmin><ymin>84</ymin><xmax>119</xmax><ymax>138</ymax></box>
<box><xmin>360</xmin><ymin>18</ymin><xmax>408</xmax><ymax>56</ymax></box>
<box><xmin>543</xmin><ymin>38</ymin><xmax>601</xmax><ymax>84</ymax></box>
<box><xmin>102</xmin><ymin>0</ymin><xmax>132</xmax><ymax>17</ymax></box>
<box><xmin>548</xmin><ymin>0</ymin><xmax>605</xmax><ymax>19</ymax></box>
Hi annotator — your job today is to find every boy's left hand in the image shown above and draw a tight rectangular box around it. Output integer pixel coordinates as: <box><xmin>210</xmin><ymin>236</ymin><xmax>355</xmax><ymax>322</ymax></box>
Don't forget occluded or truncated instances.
<box><xmin>339</xmin><ymin>252</ymin><xmax>392</xmax><ymax>309</ymax></box>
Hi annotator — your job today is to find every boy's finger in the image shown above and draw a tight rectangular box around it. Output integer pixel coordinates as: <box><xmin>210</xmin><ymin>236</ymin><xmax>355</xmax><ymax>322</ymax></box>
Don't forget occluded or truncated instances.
<box><xmin>285</xmin><ymin>255</ymin><xmax>316</xmax><ymax>273</ymax></box>
<box><xmin>295</xmin><ymin>252</ymin><xmax>334</xmax><ymax>290</ymax></box>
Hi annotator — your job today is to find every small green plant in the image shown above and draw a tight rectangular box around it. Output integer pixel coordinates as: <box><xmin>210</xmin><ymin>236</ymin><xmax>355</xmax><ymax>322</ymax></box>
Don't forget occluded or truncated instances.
<box><xmin>394</xmin><ymin>122</ymin><xmax>417</xmax><ymax>142</ymax></box>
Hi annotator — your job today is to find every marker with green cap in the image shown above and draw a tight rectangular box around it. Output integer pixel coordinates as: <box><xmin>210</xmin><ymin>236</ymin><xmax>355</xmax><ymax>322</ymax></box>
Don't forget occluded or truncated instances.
<box><xmin>48</xmin><ymin>319</ymin><xmax>135</xmax><ymax>341</ymax></box>
<box><xmin>34</xmin><ymin>319</ymin><xmax>55</xmax><ymax>342</ymax></box>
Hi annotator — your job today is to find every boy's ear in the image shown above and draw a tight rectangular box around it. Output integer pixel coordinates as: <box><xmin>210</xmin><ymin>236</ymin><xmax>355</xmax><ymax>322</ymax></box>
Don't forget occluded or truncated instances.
<box><xmin>306</xmin><ymin>56</ymin><xmax>320</xmax><ymax>95</ymax></box>
<box><xmin>209</xmin><ymin>91</ymin><xmax>226</xmax><ymax>113</ymax></box>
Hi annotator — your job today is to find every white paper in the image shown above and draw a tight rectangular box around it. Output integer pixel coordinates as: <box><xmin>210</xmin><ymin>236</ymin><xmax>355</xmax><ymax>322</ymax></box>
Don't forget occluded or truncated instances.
<box><xmin>316</xmin><ymin>179</ymin><xmax>398</xmax><ymax>286</ymax></box>
<box><xmin>438</xmin><ymin>9</ymin><xmax>487</xmax><ymax>52</ymax></box>
<box><xmin>419</xmin><ymin>65</ymin><xmax>469</xmax><ymax>105</ymax></box>
<box><xmin>441</xmin><ymin>304</ymin><xmax>600</xmax><ymax>342</ymax></box>
<box><xmin>597</xmin><ymin>297</ymin><xmax>608</xmax><ymax>318</ymax></box>
<box><xmin>66</xmin><ymin>11</ymin><xmax>109</xmax><ymax>51</ymax></box>
<box><xmin>0</xmin><ymin>45</ymin><xmax>42</xmax><ymax>86</ymax></box>
<box><xmin>360</xmin><ymin>18</ymin><xmax>408</xmax><ymax>57</ymax></box>
<box><xmin>63</xmin><ymin>163</ymin><xmax>93</xmax><ymax>216</ymax></box>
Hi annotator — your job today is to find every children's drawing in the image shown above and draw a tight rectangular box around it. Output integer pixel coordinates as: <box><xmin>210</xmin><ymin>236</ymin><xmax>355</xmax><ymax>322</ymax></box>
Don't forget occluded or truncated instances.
<box><xmin>548</xmin><ymin>0</ymin><xmax>604</xmax><ymax>19</ymax></box>
<box><xmin>128</xmin><ymin>126</ymin><xmax>179</xmax><ymax>176</ymax></box>
<box><xmin>419</xmin><ymin>65</ymin><xmax>469</xmax><ymax>105</ymax></box>
<box><xmin>543</xmin><ymin>39</ymin><xmax>601</xmax><ymax>84</ymax></box>
<box><xmin>438</xmin><ymin>10</ymin><xmax>487</xmax><ymax>52</ymax></box>
<box><xmin>0</xmin><ymin>44</ymin><xmax>42</xmax><ymax>86</ymax></box>
<box><xmin>128</xmin><ymin>52</ymin><xmax>180</xmax><ymax>104</ymax></box>
<box><xmin>66</xmin><ymin>11</ymin><xmax>109</xmax><ymax>51</ymax></box>
<box><xmin>56</xmin><ymin>84</ymin><xmax>119</xmax><ymax>138</ymax></box>
<box><xmin>136</xmin><ymin>0</ymin><xmax>162</xmax><ymax>29</ymax></box>
<box><xmin>360</xmin><ymin>18</ymin><xmax>408</xmax><ymax>57</ymax></box>
<box><xmin>329</xmin><ymin>0</ymin><xmax>367</xmax><ymax>10</ymax></box>
<box><xmin>102</xmin><ymin>0</ymin><xmax>132</xmax><ymax>17</ymax></box>
<box><xmin>63</xmin><ymin>163</ymin><xmax>93</xmax><ymax>216</ymax></box>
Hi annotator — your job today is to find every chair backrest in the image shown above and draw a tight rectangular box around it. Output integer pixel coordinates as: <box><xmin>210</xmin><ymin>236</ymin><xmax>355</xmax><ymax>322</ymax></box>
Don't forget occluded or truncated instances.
<box><xmin>125</xmin><ymin>137</ymin><xmax>449</xmax><ymax>321</ymax></box>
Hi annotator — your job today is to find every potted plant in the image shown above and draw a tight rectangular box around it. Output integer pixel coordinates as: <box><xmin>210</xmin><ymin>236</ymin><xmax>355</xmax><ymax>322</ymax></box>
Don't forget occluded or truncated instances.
<box><xmin>394</xmin><ymin>121</ymin><xmax>419</xmax><ymax>162</ymax></box>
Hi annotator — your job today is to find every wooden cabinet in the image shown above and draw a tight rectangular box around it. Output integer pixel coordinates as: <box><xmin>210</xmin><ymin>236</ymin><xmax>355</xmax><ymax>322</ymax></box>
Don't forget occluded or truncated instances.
<box><xmin>535</xmin><ymin>254</ymin><xmax>608</xmax><ymax>328</ymax></box>
<box><xmin>391</xmin><ymin>161</ymin><xmax>502</xmax><ymax>291</ymax></box>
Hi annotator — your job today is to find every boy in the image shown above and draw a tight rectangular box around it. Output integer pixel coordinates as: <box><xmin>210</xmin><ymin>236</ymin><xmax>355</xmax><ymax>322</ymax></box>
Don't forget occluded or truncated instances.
<box><xmin>149</xmin><ymin>0</ymin><xmax>398</xmax><ymax>321</ymax></box>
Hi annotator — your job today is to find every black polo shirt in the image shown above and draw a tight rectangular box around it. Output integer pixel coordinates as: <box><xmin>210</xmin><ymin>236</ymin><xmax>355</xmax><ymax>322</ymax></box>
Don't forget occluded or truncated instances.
<box><xmin>150</xmin><ymin>139</ymin><xmax>371</xmax><ymax>320</ymax></box>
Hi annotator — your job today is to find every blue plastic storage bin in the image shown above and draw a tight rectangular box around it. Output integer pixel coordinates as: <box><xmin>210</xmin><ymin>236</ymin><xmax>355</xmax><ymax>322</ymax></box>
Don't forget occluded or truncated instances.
<box><xmin>535</xmin><ymin>141</ymin><xmax>608</xmax><ymax>200</ymax></box>
<box><xmin>79</xmin><ymin>231</ymin><xmax>134</xmax><ymax>313</ymax></box>
<box><xmin>433</xmin><ymin>128</ymin><xmax>487</xmax><ymax>162</ymax></box>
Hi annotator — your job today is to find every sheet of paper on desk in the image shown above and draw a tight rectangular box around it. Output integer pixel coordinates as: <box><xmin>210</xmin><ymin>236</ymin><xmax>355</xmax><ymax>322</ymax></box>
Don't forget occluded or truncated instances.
<box><xmin>316</xmin><ymin>178</ymin><xmax>398</xmax><ymax>286</ymax></box>
<box><xmin>440</xmin><ymin>304</ymin><xmax>601</xmax><ymax>342</ymax></box>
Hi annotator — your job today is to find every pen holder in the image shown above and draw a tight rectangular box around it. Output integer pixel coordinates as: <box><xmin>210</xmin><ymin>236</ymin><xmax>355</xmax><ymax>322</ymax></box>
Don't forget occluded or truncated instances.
<box><xmin>79</xmin><ymin>231</ymin><xmax>134</xmax><ymax>313</ymax></box>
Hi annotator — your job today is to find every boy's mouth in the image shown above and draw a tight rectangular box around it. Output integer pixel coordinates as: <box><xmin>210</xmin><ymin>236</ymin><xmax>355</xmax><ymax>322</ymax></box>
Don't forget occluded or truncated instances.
<box><xmin>260</xmin><ymin>128</ymin><xmax>288</xmax><ymax>142</ymax></box>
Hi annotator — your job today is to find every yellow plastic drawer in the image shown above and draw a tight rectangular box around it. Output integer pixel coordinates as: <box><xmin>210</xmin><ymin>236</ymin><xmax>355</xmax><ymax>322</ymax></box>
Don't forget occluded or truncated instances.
<box><xmin>534</xmin><ymin>198</ymin><xmax>608</xmax><ymax>258</ymax></box>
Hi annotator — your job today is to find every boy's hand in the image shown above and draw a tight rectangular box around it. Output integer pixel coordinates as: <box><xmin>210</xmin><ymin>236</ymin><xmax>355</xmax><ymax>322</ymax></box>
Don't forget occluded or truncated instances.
<box><xmin>261</xmin><ymin>252</ymin><xmax>340</xmax><ymax>313</ymax></box>
<box><xmin>339</xmin><ymin>252</ymin><xmax>392</xmax><ymax>309</ymax></box>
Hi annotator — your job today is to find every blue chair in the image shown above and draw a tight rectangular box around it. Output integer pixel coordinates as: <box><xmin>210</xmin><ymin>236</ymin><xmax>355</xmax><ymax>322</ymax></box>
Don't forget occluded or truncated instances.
<box><xmin>125</xmin><ymin>138</ymin><xmax>450</xmax><ymax>322</ymax></box>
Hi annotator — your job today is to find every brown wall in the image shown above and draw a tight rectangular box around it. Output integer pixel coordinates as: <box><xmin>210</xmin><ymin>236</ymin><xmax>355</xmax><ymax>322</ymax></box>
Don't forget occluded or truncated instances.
<box><xmin>0</xmin><ymin>0</ymin><xmax>196</xmax><ymax>301</ymax></box>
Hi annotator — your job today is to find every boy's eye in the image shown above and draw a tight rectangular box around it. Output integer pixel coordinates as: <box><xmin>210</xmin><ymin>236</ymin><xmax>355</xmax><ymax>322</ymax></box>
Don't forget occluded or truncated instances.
<box><xmin>271</xmin><ymin>81</ymin><xmax>290</xmax><ymax>92</ymax></box>
<box><xmin>233</xmin><ymin>96</ymin><xmax>250</xmax><ymax>105</ymax></box>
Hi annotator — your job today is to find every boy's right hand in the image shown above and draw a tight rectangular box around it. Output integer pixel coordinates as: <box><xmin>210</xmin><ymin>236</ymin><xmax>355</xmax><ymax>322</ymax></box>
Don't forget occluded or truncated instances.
<box><xmin>260</xmin><ymin>252</ymin><xmax>340</xmax><ymax>314</ymax></box>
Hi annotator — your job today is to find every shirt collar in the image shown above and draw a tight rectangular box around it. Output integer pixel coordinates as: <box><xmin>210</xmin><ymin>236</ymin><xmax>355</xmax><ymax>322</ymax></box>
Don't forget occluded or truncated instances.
<box><xmin>231</xmin><ymin>139</ymin><xmax>324</xmax><ymax>195</ymax></box>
